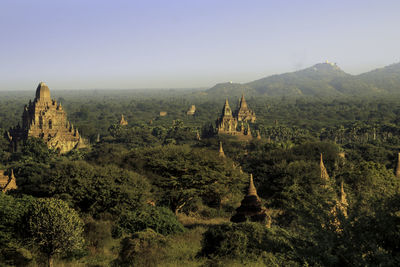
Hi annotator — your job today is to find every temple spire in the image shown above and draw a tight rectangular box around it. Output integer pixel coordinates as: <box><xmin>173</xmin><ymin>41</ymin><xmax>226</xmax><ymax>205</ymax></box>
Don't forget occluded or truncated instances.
<box><xmin>219</xmin><ymin>141</ymin><xmax>226</xmax><ymax>158</ymax></box>
<box><xmin>119</xmin><ymin>114</ymin><xmax>128</xmax><ymax>126</ymax></box>
<box><xmin>320</xmin><ymin>153</ymin><xmax>330</xmax><ymax>181</ymax></box>
<box><xmin>396</xmin><ymin>152</ymin><xmax>400</xmax><ymax>178</ymax></box>
<box><xmin>248</xmin><ymin>174</ymin><xmax>258</xmax><ymax>197</ymax></box>
<box><xmin>35</xmin><ymin>82</ymin><xmax>51</xmax><ymax>102</ymax></box>
<box><xmin>222</xmin><ymin>99</ymin><xmax>232</xmax><ymax>116</ymax></box>
<box><xmin>239</xmin><ymin>93</ymin><xmax>248</xmax><ymax>109</ymax></box>
<box><xmin>340</xmin><ymin>180</ymin><xmax>348</xmax><ymax>207</ymax></box>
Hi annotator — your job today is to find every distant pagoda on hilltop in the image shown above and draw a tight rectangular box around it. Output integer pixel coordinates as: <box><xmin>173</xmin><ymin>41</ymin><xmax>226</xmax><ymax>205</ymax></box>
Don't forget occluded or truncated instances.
<box><xmin>7</xmin><ymin>82</ymin><xmax>86</xmax><ymax>153</ymax></box>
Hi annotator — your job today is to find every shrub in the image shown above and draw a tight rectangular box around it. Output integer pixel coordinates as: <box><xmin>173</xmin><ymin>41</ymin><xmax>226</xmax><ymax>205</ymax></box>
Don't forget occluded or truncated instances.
<box><xmin>200</xmin><ymin>222</ymin><xmax>295</xmax><ymax>263</ymax></box>
<box><xmin>26</xmin><ymin>198</ymin><xmax>85</xmax><ymax>266</ymax></box>
<box><xmin>113</xmin><ymin>228</ymin><xmax>166</xmax><ymax>267</ymax></box>
<box><xmin>118</xmin><ymin>206</ymin><xmax>184</xmax><ymax>236</ymax></box>
<box><xmin>84</xmin><ymin>218</ymin><xmax>112</xmax><ymax>252</ymax></box>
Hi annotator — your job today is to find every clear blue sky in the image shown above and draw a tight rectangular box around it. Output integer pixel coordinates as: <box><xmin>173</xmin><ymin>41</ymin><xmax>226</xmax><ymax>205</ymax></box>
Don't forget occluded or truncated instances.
<box><xmin>1</xmin><ymin>0</ymin><xmax>399</xmax><ymax>90</ymax></box>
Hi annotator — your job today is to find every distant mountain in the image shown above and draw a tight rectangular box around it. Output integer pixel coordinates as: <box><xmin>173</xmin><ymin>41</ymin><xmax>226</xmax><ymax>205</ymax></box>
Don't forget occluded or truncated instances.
<box><xmin>247</xmin><ymin>62</ymin><xmax>350</xmax><ymax>96</ymax></box>
<box><xmin>357</xmin><ymin>63</ymin><xmax>400</xmax><ymax>93</ymax></box>
<box><xmin>205</xmin><ymin>62</ymin><xmax>400</xmax><ymax>97</ymax></box>
<box><xmin>204</xmin><ymin>82</ymin><xmax>256</xmax><ymax>98</ymax></box>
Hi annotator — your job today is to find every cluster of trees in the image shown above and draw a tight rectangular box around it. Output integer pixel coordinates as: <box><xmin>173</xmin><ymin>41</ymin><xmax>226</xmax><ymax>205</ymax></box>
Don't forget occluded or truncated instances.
<box><xmin>2</xmin><ymin>92</ymin><xmax>400</xmax><ymax>265</ymax></box>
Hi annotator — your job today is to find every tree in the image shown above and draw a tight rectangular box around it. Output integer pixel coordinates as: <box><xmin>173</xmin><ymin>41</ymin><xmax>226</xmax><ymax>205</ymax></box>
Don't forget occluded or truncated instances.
<box><xmin>124</xmin><ymin>145</ymin><xmax>246</xmax><ymax>214</ymax></box>
<box><xmin>117</xmin><ymin>206</ymin><xmax>184</xmax><ymax>236</ymax></box>
<box><xmin>26</xmin><ymin>198</ymin><xmax>84</xmax><ymax>267</ymax></box>
<box><xmin>0</xmin><ymin>194</ymin><xmax>35</xmax><ymax>266</ymax></box>
<box><xmin>15</xmin><ymin>160</ymin><xmax>151</xmax><ymax>217</ymax></box>
<box><xmin>11</xmin><ymin>137</ymin><xmax>57</xmax><ymax>163</ymax></box>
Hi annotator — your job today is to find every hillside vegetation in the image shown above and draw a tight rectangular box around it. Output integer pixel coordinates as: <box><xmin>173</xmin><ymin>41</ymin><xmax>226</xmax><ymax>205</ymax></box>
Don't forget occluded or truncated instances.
<box><xmin>205</xmin><ymin>62</ymin><xmax>400</xmax><ymax>98</ymax></box>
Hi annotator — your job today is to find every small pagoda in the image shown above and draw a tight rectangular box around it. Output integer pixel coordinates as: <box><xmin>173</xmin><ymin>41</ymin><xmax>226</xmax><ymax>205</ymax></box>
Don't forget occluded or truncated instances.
<box><xmin>231</xmin><ymin>174</ymin><xmax>267</xmax><ymax>223</ymax></box>
<box><xmin>119</xmin><ymin>114</ymin><xmax>128</xmax><ymax>126</ymax></box>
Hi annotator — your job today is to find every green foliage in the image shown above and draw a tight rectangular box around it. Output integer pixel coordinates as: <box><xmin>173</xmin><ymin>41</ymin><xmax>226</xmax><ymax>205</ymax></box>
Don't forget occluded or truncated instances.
<box><xmin>4</xmin><ymin>89</ymin><xmax>400</xmax><ymax>265</ymax></box>
<box><xmin>83</xmin><ymin>218</ymin><xmax>112</xmax><ymax>252</ymax></box>
<box><xmin>201</xmin><ymin>223</ymin><xmax>296</xmax><ymax>265</ymax></box>
<box><xmin>11</xmin><ymin>137</ymin><xmax>57</xmax><ymax>163</ymax></box>
<box><xmin>341</xmin><ymin>194</ymin><xmax>400</xmax><ymax>265</ymax></box>
<box><xmin>26</xmin><ymin>198</ymin><xmax>84</xmax><ymax>264</ymax></box>
<box><xmin>113</xmin><ymin>228</ymin><xmax>167</xmax><ymax>267</ymax></box>
<box><xmin>85</xmin><ymin>142</ymin><xmax>129</xmax><ymax>166</ymax></box>
<box><xmin>0</xmin><ymin>131</ymin><xmax>10</xmax><ymax>164</ymax></box>
<box><xmin>108</xmin><ymin>123</ymin><xmax>161</xmax><ymax>148</ymax></box>
<box><xmin>16</xmin><ymin>160</ymin><xmax>151</xmax><ymax>217</ymax></box>
<box><xmin>0</xmin><ymin>194</ymin><xmax>35</xmax><ymax>266</ymax></box>
<box><xmin>0</xmin><ymin>194</ymin><xmax>34</xmax><ymax>243</ymax></box>
<box><xmin>241</xmin><ymin>141</ymin><xmax>339</xmax><ymax>205</ymax></box>
<box><xmin>118</xmin><ymin>206</ymin><xmax>184</xmax><ymax>236</ymax></box>
<box><xmin>124</xmin><ymin>145</ymin><xmax>246</xmax><ymax>213</ymax></box>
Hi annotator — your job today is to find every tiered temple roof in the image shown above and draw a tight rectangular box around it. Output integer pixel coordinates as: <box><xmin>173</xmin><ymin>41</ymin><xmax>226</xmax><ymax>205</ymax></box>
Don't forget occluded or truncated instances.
<box><xmin>216</xmin><ymin>99</ymin><xmax>238</xmax><ymax>134</ymax></box>
<box><xmin>216</xmin><ymin>96</ymin><xmax>255</xmax><ymax>139</ymax></box>
<box><xmin>8</xmin><ymin>82</ymin><xmax>86</xmax><ymax>153</ymax></box>
<box><xmin>235</xmin><ymin>94</ymin><xmax>256</xmax><ymax>122</ymax></box>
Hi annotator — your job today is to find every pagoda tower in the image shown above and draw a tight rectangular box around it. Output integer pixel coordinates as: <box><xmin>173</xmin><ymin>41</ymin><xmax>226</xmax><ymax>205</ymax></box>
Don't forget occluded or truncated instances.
<box><xmin>119</xmin><ymin>114</ymin><xmax>128</xmax><ymax>126</ymax></box>
<box><xmin>8</xmin><ymin>82</ymin><xmax>86</xmax><ymax>153</ymax></box>
<box><xmin>235</xmin><ymin>94</ymin><xmax>256</xmax><ymax>122</ymax></box>
<box><xmin>216</xmin><ymin>99</ymin><xmax>238</xmax><ymax>134</ymax></box>
<box><xmin>231</xmin><ymin>174</ymin><xmax>267</xmax><ymax>223</ymax></box>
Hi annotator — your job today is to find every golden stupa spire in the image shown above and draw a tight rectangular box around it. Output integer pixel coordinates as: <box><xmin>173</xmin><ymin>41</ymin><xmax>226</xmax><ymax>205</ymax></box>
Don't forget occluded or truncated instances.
<box><xmin>340</xmin><ymin>180</ymin><xmax>348</xmax><ymax>207</ymax></box>
<box><xmin>219</xmin><ymin>141</ymin><xmax>226</xmax><ymax>158</ymax></box>
<box><xmin>320</xmin><ymin>153</ymin><xmax>330</xmax><ymax>181</ymax></box>
<box><xmin>248</xmin><ymin>174</ymin><xmax>258</xmax><ymax>197</ymax></box>
<box><xmin>396</xmin><ymin>152</ymin><xmax>400</xmax><ymax>178</ymax></box>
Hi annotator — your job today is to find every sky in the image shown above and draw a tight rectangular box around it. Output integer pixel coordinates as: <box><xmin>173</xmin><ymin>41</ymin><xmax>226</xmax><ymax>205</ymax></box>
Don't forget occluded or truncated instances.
<box><xmin>1</xmin><ymin>0</ymin><xmax>400</xmax><ymax>90</ymax></box>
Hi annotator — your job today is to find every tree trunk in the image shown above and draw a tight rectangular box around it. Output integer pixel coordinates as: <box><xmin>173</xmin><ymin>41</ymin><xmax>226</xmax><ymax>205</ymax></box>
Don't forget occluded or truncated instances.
<box><xmin>48</xmin><ymin>255</ymin><xmax>53</xmax><ymax>267</ymax></box>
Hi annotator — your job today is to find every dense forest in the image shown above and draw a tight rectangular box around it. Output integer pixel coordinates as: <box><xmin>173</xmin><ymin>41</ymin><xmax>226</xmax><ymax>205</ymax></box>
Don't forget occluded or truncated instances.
<box><xmin>2</xmin><ymin>89</ymin><xmax>400</xmax><ymax>266</ymax></box>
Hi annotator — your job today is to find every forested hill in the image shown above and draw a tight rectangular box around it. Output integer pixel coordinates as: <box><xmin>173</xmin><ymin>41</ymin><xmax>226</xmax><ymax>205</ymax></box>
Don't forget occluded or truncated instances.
<box><xmin>205</xmin><ymin>62</ymin><xmax>400</xmax><ymax>98</ymax></box>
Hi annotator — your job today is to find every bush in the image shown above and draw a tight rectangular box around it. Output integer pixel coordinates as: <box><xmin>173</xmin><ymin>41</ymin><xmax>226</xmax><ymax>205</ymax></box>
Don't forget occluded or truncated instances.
<box><xmin>0</xmin><ymin>194</ymin><xmax>35</xmax><ymax>266</ymax></box>
<box><xmin>118</xmin><ymin>206</ymin><xmax>184</xmax><ymax>236</ymax></box>
<box><xmin>84</xmin><ymin>218</ymin><xmax>112</xmax><ymax>252</ymax></box>
<box><xmin>113</xmin><ymin>228</ymin><xmax>166</xmax><ymax>267</ymax></box>
<box><xmin>200</xmin><ymin>222</ymin><xmax>295</xmax><ymax>263</ymax></box>
<box><xmin>26</xmin><ymin>198</ymin><xmax>85</xmax><ymax>266</ymax></box>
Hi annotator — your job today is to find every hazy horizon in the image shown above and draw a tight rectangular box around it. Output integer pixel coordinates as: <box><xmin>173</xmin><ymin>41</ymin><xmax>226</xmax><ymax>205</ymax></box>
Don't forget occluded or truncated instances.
<box><xmin>1</xmin><ymin>0</ymin><xmax>400</xmax><ymax>91</ymax></box>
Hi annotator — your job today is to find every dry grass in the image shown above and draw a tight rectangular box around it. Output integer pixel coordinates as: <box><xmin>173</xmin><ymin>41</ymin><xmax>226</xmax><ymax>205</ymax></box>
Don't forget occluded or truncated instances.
<box><xmin>161</xmin><ymin>226</ymin><xmax>207</xmax><ymax>267</ymax></box>
<box><xmin>177</xmin><ymin>213</ymin><xmax>229</xmax><ymax>228</ymax></box>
